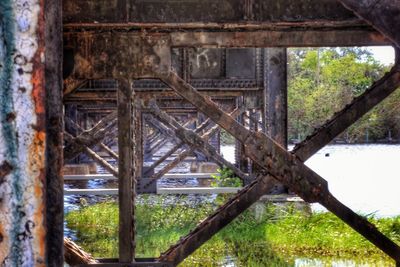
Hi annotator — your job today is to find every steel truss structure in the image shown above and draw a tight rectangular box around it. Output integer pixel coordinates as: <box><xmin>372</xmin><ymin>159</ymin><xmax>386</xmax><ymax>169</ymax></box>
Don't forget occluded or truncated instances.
<box><xmin>1</xmin><ymin>0</ymin><xmax>400</xmax><ymax>266</ymax></box>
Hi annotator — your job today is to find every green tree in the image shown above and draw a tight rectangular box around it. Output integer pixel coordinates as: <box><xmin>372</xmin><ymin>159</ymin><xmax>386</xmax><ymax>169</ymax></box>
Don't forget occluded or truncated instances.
<box><xmin>288</xmin><ymin>47</ymin><xmax>392</xmax><ymax>143</ymax></box>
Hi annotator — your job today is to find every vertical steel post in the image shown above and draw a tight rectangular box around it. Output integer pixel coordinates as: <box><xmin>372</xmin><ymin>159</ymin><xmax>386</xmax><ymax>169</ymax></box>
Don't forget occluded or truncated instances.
<box><xmin>264</xmin><ymin>48</ymin><xmax>288</xmax><ymax>148</ymax></box>
<box><xmin>264</xmin><ymin>48</ymin><xmax>288</xmax><ymax>192</ymax></box>
<box><xmin>117</xmin><ymin>79</ymin><xmax>136</xmax><ymax>262</ymax></box>
<box><xmin>134</xmin><ymin>98</ymin><xmax>143</xmax><ymax>187</ymax></box>
<box><xmin>45</xmin><ymin>0</ymin><xmax>64</xmax><ymax>265</ymax></box>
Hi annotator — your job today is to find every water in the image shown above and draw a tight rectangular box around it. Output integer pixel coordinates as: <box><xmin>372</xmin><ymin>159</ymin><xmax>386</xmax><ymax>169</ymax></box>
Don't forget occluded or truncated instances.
<box><xmin>305</xmin><ymin>144</ymin><xmax>400</xmax><ymax>217</ymax></box>
<box><xmin>65</xmin><ymin>144</ymin><xmax>400</xmax><ymax>266</ymax></box>
<box><xmin>222</xmin><ymin>144</ymin><xmax>400</xmax><ymax>218</ymax></box>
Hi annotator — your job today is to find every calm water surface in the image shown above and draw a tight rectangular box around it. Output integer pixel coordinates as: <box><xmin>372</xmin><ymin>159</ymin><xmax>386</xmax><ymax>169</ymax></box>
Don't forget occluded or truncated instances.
<box><xmin>222</xmin><ymin>144</ymin><xmax>400</xmax><ymax>218</ymax></box>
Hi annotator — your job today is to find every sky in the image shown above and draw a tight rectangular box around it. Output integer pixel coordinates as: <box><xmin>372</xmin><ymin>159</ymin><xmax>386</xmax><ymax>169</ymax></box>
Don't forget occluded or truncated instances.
<box><xmin>367</xmin><ymin>46</ymin><xmax>395</xmax><ymax>65</ymax></box>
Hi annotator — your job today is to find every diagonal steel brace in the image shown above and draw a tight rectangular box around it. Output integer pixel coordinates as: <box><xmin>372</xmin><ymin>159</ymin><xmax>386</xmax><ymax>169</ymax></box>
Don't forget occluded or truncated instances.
<box><xmin>158</xmin><ymin>70</ymin><xmax>400</xmax><ymax>263</ymax></box>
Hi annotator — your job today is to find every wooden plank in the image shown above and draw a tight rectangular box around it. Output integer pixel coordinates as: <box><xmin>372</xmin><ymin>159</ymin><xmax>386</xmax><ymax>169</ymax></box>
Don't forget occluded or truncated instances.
<box><xmin>117</xmin><ymin>79</ymin><xmax>135</xmax><ymax>262</ymax></box>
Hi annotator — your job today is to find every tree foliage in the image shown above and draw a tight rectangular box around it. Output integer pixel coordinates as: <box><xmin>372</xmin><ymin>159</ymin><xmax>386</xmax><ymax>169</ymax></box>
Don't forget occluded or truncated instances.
<box><xmin>288</xmin><ymin>47</ymin><xmax>399</xmax><ymax>143</ymax></box>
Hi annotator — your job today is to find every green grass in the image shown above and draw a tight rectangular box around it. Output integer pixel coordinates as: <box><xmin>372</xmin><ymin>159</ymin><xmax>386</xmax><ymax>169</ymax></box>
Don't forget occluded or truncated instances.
<box><xmin>66</xmin><ymin>197</ymin><xmax>400</xmax><ymax>266</ymax></box>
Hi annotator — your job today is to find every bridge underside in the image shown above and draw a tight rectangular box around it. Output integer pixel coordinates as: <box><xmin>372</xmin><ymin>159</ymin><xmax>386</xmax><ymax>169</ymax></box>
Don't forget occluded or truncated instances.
<box><xmin>1</xmin><ymin>0</ymin><xmax>400</xmax><ymax>266</ymax></box>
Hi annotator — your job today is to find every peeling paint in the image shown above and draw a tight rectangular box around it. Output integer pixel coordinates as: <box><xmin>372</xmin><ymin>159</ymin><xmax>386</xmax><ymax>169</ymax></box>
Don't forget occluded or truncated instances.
<box><xmin>0</xmin><ymin>1</ymin><xmax>46</xmax><ymax>266</ymax></box>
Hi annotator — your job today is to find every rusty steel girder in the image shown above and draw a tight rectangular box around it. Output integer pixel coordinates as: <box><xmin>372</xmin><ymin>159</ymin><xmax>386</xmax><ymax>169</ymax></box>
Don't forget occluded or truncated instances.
<box><xmin>64</xmin><ymin>111</ymin><xmax>117</xmax><ymax>161</ymax></box>
<box><xmin>338</xmin><ymin>0</ymin><xmax>400</xmax><ymax>49</ymax></box>
<box><xmin>60</xmin><ymin>2</ymin><xmax>400</xmax><ymax>265</ymax></box>
<box><xmin>145</xmin><ymin>102</ymin><xmax>251</xmax><ymax>185</ymax></box>
<box><xmin>64</xmin><ymin>32</ymin><xmax>171</xmax><ymax>80</ymax></box>
<box><xmin>157</xmin><ymin>71</ymin><xmax>400</xmax><ymax>264</ymax></box>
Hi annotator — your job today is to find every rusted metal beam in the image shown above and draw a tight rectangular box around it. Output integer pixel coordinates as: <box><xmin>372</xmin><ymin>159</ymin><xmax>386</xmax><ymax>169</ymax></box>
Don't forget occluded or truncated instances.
<box><xmin>144</xmin><ymin>106</ymin><xmax>245</xmax><ymax>183</ymax></box>
<box><xmin>64</xmin><ymin>111</ymin><xmax>118</xmax><ymax>161</ymax></box>
<box><xmin>117</xmin><ymin>79</ymin><xmax>136</xmax><ymax>263</ymax></box>
<box><xmin>64</xmin><ymin>77</ymin><xmax>87</xmax><ymax>96</ymax></box>
<box><xmin>64</xmin><ymin>132</ymin><xmax>118</xmax><ymax>177</ymax></box>
<box><xmin>144</xmin><ymin>145</ymin><xmax>181</xmax><ymax>177</ymax></box>
<box><xmin>65</xmin><ymin>116</ymin><xmax>119</xmax><ymax>161</ymax></box>
<box><xmin>169</xmin><ymin>30</ymin><xmax>389</xmax><ymax>48</ymax></box>
<box><xmin>144</xmin><ymin>118</ymin><xmax>200</xmax><ymax>175</ymax></box>
<box><xmin>159</xmin><ymin>71</ymin><xmax>400</xmax><ymax>263</ymax></box>
<box><xmin>145</xmin><ymin>116</ymin><xmax>176</xmax><ymax>140</ymax></box>
<box><xmin>147</xmin><ymin>101</ymin><xmax>252</xmax><ymax>184</ymax></box>
<box><xmin>64</xmin><ymin>21</ymin><xmax>372</xmax><ymax>30</ymax></box>
<box><xmin>143</xmin><ymin>117</ymin><xmax>212</xmax><ymax>176</ymax></box>
<box><xmin>264</xmin><ymin>48</ymin><xmax>288</xmax><ymax>148</ymax></box>
<box><xmin>98</xmin><ymin>143</ymin><xmax>119</xmax><ymax>161</ymax></box>
<box><xmin>293</xmin><ymin>64</ymin><xmax>400</xmax><ymax>161</ymax></box>
<box><xmin>134</xmin><ymin>99</ymin><xmax>143</xmax><ymax>190</ymax></box>
<box><xmin>62</xmin><ymin>0</ymin><xmax>386</xmax><ymax>39</ymax></box>
<box><xmin>0</xmin><ymin>1</ymin><xmax>48</xmax><ymax>265</ymax></box>
<box><xmin>261</xmin><ymin>48</ymin><xmax>289</xmax><ymax>191</ymax></box>
<box><xmin>82</xmin><ymin>147</ymin><xmax>118</xmax><ymax>177</ymax></box>
<box><xmin>147</xmin><ymin>148</ymin><xmax>195</xmax><ymax>185</ymax></box>
<box><xmin>64</xmin><ymin>238</ymin><xmax>98</xmax><ymax>265</ymax></box>
<box><xmin>45</xmin><ymin>0</ymin><xmax>64</xmax><ymax>264</ymax></box>
<box><xmin>337</xmin><ymin>0</ymin><xmax>400</xmax><ymax>48</ymax></box>
<box><xmin>159</xmin><ymin>174</ymin><xmax>279</xmax><ymax>265</ymax></box>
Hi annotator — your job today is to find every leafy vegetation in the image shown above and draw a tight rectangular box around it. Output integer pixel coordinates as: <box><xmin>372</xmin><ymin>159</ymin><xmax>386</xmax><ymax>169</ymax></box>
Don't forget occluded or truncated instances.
<box><xmin>211</xmin><ymin>167</ymin><xmax>242</xmax><ymax>187</ymax></box>
<box><xmin>288</xmin><ymin>47</ymin><xmax>399</xmax><ymax>143</ymax></box>
<box><xmin>66</xmin><ymin>198</ymin><xmax>399</xmax><ymax>266</ymax></box>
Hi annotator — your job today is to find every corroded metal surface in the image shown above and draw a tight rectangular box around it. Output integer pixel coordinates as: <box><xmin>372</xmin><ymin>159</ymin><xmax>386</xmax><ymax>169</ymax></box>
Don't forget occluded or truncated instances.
<box><xmin>159</xmin><ymin>71</ymin><xmax>400</xmax><ymax>263</ymax></box>
<box><xmin>58</xmin><ymin>1</ymin><xmax>400</xmax><ymax>265</ymax></box>
<box><xmin>338</xmin><ymin>0</ymin><xmax>400</xmax><ymax>49</ymax></box>
<box><xmin>117</xmin><ymin>79</ymin><xmax>136</xmax><ymax>262</ymax></box>
<box><xmin>64</xmin><ymin>111</ymin><xmax>118</xmax><ymax>161</ymax></box>
<box><xmin>64</xmin><ymin>32</ymin><xmax>171</xmax><ymax>80</ymax></box>
<box><xmin>62</xmin><ymin>0</ymin><xmax>361</xmax><ymax>25</ymax></box>
<box><xmin>0</xmin><ymin>1</ymin><xmax>47</xmax><ymax>265</ymax></box>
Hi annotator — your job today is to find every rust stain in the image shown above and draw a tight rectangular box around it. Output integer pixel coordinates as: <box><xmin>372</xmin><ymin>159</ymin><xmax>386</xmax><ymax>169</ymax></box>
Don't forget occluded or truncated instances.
<box><xmin>30</xmin><ymin>130</ymin><xmax>46</xmax><ymax>264</ymax></box>
<box><xmin>0</xmin><ymin>223</ymin><xmax>9</xmax><ymax>262</ymax></box>
<box><xmin>30</xmin><ymin>0</ymin><xmax>47</xmax><ymax>263</ymax></box>
<box><xmin>0</xmin><ymin>161</ymin><xmax>13</xmax><ymax>181</ymax></box>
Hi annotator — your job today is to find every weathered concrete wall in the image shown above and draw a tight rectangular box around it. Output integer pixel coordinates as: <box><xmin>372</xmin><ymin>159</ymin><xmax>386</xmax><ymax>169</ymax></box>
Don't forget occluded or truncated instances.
<box><xmin>0</xmin><ymin>1</ymin><xmax>47</xmax><ymax>266</ymax></box>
